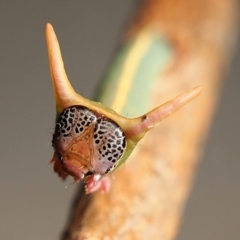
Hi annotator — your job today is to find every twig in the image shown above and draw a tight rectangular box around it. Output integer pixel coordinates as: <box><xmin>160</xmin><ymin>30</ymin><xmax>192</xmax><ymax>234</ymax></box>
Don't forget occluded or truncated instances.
<box><xmin>47</xmin><ymin>0</ymin><xmax>238</xmax><ymax>239</ymax></box>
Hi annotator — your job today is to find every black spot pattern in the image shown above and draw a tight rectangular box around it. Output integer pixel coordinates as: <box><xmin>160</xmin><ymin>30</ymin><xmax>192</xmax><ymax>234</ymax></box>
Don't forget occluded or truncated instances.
<box><xmin>53</xmin><ymin>105</ymin><xmax>127</xmax><ymax>174</ymax></box>
<box><xmin>54</xmin><ymin>106</ymin><xmax>96</xmax><ymax>138</ymax></box>
<box><xmin>93</xmin><ymin>118</ymin><xmax>126</xmax><ymax>173</ymax></box>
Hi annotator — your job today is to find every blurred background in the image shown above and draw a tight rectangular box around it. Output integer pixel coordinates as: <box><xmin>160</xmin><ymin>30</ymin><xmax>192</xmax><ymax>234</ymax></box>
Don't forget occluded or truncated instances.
<box><xmin>0</xmin><ymin>1</ymin><xmax>239</xmax><ymax>239</ymax></box>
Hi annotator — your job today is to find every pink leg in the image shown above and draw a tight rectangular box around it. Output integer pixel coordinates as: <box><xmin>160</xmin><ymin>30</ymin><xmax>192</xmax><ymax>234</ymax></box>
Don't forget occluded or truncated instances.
<box><xmin>84</xmin><ymin>175</ymin><xmax>111</xmax><ymax>194</ymax></box>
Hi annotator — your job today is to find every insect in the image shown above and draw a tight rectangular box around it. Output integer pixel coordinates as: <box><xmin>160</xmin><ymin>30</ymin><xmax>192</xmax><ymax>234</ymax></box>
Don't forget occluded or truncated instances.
<box><xmin>51</xmin><ymin>106</ymin><xmax>126</xmax><ymax>192</ymax></box>
<box><xmin>46</xmin><ymin>23</ymin><xmax>202</xmax><ymax>194</ymax></box>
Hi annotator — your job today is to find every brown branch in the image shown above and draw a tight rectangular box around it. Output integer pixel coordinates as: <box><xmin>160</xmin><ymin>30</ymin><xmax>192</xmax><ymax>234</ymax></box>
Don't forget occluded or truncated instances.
<box><xmin>62</xmin><ymin>0</ymin><xmax>238</xmax><ymax>239</ymax></box>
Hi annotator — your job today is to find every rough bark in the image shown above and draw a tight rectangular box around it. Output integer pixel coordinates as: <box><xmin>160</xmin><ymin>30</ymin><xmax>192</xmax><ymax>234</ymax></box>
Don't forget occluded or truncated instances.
<box><xmin>62</xmin><ymin>0</ymin><xmax>238</xmax><ymax>239</ymax></box>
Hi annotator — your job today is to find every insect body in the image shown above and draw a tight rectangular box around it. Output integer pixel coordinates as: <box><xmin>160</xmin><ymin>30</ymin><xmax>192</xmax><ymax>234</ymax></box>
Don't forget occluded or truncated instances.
<box><xmin>46</xmin><ymin>23</ymin><xmax>201</xmax><ymax>193</ymax></box>
<box><xmin>51</xmin><ymin>106</ymin><xmax>126</xmax><ymax>185</ymax></box>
